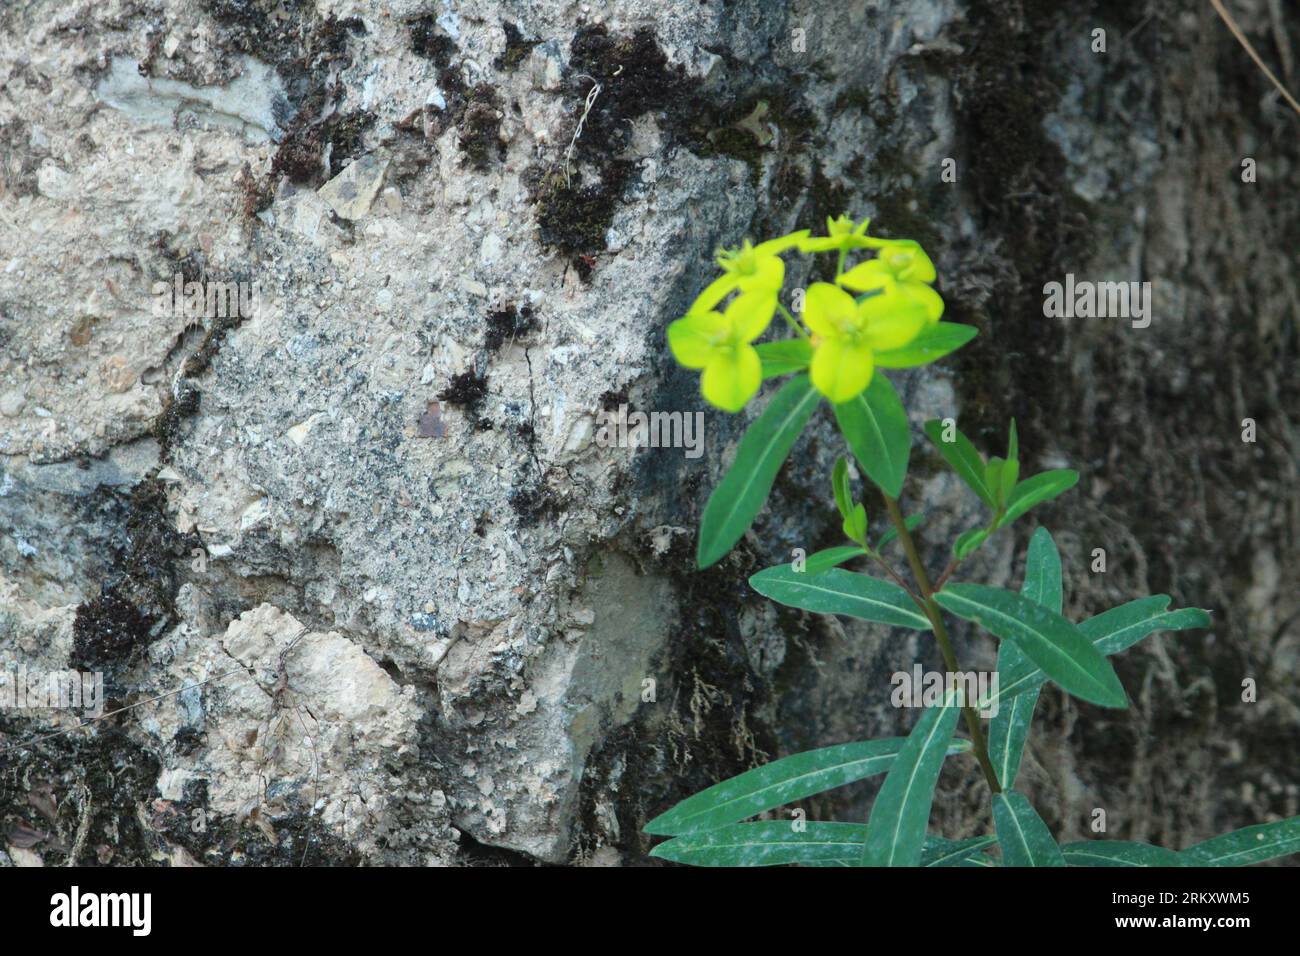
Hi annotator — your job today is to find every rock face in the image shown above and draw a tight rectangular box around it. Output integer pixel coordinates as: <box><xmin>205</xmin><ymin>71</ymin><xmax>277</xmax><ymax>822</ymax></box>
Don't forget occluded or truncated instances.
<box><xmin>1</xmin><ymin>0</ymin><xmax>1296</xmax><ymax>865</ymax></box>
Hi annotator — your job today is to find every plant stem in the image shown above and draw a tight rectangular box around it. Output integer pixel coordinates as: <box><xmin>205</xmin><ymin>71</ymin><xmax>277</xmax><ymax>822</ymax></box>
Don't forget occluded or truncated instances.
<box><xmin>883</xmin><ymin>495</ymin><xmax>1002</xmax><ymax>794</ymax></box>
<box><xmin>775</xmin><ymin>303</ymin><xmax>810</xmax><ymax>339</ymax></box>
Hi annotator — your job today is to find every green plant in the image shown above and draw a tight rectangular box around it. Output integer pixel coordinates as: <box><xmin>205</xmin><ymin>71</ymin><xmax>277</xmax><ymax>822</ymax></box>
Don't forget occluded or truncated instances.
<box><xmin>646</xmin><ymin>217</ymin><xmax>1299</xmax><ymax>867</ymax></box>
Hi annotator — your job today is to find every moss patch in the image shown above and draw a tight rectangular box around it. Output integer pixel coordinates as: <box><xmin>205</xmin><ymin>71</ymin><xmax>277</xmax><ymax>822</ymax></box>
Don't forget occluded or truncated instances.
<box><xmin>484</xmin><ymin>302</ymin><xmax>538</xmax><ymax>352</ymax></box>
<box><xmin>494</xmin><ymin>22</ymin><xmax>539</xmax><ymax>73</ymax></box>
<box><xmin>407</xmin><ymin>17</ymin><xmax>507</xmax><ymax>171</ymax></box>
<box><xmin>70</xmin><ymin>480</ymin><xmax>199</xmax><ymax>688</ymax></box>
<box><xmin>438</xmin><ymin>368</ymin><xmax>492</xmax><ymax>431</ymax></box>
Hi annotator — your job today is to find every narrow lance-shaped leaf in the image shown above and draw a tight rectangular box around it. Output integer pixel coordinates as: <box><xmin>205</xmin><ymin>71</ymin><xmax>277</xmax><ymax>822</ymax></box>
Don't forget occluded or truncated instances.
<box><xmin>953</xmin><ymin>527</ymin><xmax>989</xmax><ymax>560</ymax></box>
<box><xmin>810</xmin><ymin>834</ymin><xmax>997</xmax><ymax>869</ymax></box>
<box><xmin>1061</xmin><ymin>841</ymin><xmax>1188</xmax><ymax>867</ymax></box>
<box><xmin>1018</xmin><ymin>527</ymin><xmax>1063</xmax><ymax>613</ymax></box>
<box><xmin>934</xmin><ymin>583</ymin><xmax>1128</xmax><ymax>708</ymax></box>
<box><xmin>996</xmin><ymin>469</ymin><xmax>1078</xmax><ymax>528</ymax></box>
<box><xmin>989</xmin><ymin>527</ymin><xmax>1060</xmax><ymax>788</ymax></box>
<box><xmin>654</xmin><ymin>826</ymin><xmax>992</xmax><ymax>868</ymax></box>
<box><xmin>750</xmin><ymin>565</ymin><xmax>930</xmax><ymax>630</ymax></box>
<box><xmin>697</xmin><ymin>374</ymin><xmax>820</xmax><ymax>569</ymax></box>
<box><xmin>924</xmin><ymin>418</ymin><xmax>996</xmax><ymax>509</ymax></box>
<box><xmin>985</xmin><ymin>457</ymin><xmax>1006</xmax><ymax>509</ymax></box>
<box><xmin>834</xmin><ymin>373</ymin><xmax>910</xmax><ymax>499</ymax></box>
<box><xmin>650</xmin><ymin>821</ymin><xmax>868</xmax><ymax>867</ymax></box>
<box><xmin>644</xmin><ymin>737</ymin><xmax>972</xmax><ymax>836</ymax></box>
<box><xmin>800</xmin><ymin>545</ymin><xmax>865</xmax><ymax>576</ymax></box>
<box><xmin>861</xmin><ymin>690</ymin><xmax>961</xmax><ymax>866</ymax></box>
<box><xmin>831</xmin><ymin>457</ymin><xmax>853</xmax><ymax>522</ymax></box>
<box><xmin>872</xmin><ymin>322</ymin><xmax>978</xmax><ymax>369</ymax></box>
<box><xmin>1182</xmin><ymin>816</ymin><xmax>1300</xmax><ymax>867</ymax></box>
<box><xmin>920</xmin><ymin>834</ymin><xmax>998</xmax><ymax>868</ymax></box>
<box><xmin>980</xmin><ymin>597</ymin><xmax>1212</xmax><ymax>710</ymax></box>
<box><xmin>994</xmin><ymin>790</ymin><xmax>1065</xmax><ymax>867</ymax></box>
<box><xmin>832</xmin><ymin>457</ymin><xmax>868</xmax><ymax>544</ymax></box>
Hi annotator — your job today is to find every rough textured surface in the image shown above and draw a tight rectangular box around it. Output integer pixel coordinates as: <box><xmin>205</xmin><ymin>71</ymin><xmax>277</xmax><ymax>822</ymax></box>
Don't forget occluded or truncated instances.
<box><xmin>1</xmin><ymin>0</ymin><xmax>1296</xmax><ymax>865</ymax></box>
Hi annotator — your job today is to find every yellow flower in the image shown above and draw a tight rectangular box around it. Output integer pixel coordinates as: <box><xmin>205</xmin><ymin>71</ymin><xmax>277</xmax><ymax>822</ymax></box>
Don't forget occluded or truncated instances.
<box><xmin>837</xmin><ymin>239</ymin><xmax>944</xmax><ymax>323</ymax></box>
<box><xmin>709</xmin><ymin>231</ymin><xmax>809</xmax><ymax>299</ymax></box>
<box><xmin>668</xmin><ymin>291</ymin><xmax>776</xmax><ymax>412</ymax></box>
<box><xmin>797</xmin><ymin>214</ymin><xmax>877</xmax><ymax>254</ymax></box>
<box><xmin>801</xmin><ymin>283</ymin><xmax>927</xmax><ymax>403</ymax></box>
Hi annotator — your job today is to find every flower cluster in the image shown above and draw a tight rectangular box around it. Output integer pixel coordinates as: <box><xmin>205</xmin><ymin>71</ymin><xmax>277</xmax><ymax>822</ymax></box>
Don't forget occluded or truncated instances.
<box><xmin>668</xmin><ymin>216</ymin><xmax>946</xmax><ymax>411</ymax></box>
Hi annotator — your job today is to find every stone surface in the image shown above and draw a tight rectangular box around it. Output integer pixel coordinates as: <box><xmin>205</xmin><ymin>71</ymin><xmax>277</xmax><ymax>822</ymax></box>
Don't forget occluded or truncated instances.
<box><xmin>1</xmin><ymin>0</ymin><xmax>1296</xmax><ymax>866</ymax></box>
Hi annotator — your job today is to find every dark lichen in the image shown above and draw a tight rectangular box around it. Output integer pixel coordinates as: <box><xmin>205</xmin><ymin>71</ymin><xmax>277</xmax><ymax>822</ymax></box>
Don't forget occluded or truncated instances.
<box><xmin>494</xmin><ymin>22</ymin><xmax>539</xmax><ymax>73</ymax></box>
<box><xmin>458</xmin><ymin>85</ymin><xmax>506</xmax><ymax>170</ymax></box>
<box><xmin>200</xmin><ymin>2</ymin><xmax>367</xmax><ymax>187</ymax></box>
<box><xmin>528</xmin><ymin>161</ymin><xmax>634</xmax><ymax>271</ymax></box>
<box><xmin>406</xmin><ymin>18</ymin><xmax>505</xmax><ymax>170</ymax></box>
<box><xmin>484</xmin><ymin>303</ymin><xmax>538</xmax><ymax>352</ymax></box>
<box><xmin>0</xmin><ymin>718</ymin><xmax>163</xmax><ymax>865</ymax></box>
<box><xmin>70</xmin><ymin>479</ymin><xmax>199</xmax><ymax>687</ymax></box>
<box><xmin>507</xmin><ymin>479</ymin><xmax>557</xmax><ymax>528</ymax></box>
<box><xmin>523</xmin><ymin>24</ymin><xmax>697</xmax><ymax>275</ymax></box>
<box><xmin>438</xmin><ymin>368</ymin><xmax>492</xmax><ymax>430</ymax></box>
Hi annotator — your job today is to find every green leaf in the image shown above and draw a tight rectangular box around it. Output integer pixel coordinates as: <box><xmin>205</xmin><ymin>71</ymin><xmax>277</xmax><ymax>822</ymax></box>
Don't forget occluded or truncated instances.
<box><xmin>831</xmin><ymin>456</ymin><xmax>852</xmax><ymax>521</ymax></box>
<box><xmin>1019</xmin><ymin>527</ymin><xmax>1063</xmax><ymax>614</ymax></box>
<box><xmin>1084</xmin><ymin>599</ymin><xmax>1213</xmax><ymax>657</ymax></box>
<box><xmin>953</xmin><ymin>527</ymin><xmax>989</xmax><ymax>559</ymax></box>
<box><xmin>834</xmin><ymin>374</ymin><xmax>910</xmax><ymax>499</ymax></box>
<box><xmin>1007</xmin><ymin>418</ymin><xmax>1018</xmax><ymax>464</ymax></box>
<box><xmin>650</xmin><ymin>821</ymin><xmax>868</xmax><ymax>866</ymax></box>
<box><xmin>999</xmin><ymin>459</ymin><xmax>1019</xmax><ymax>505</ymax></box>
<box><xmin>1182</xmin><ymin>816</ymin><xmax>1300</xmax><ymax>866</ymax></box>
<box><xmin>993</xmin><ymin>791</ymin><xmax>1066</xmax><ymax>867</ymax></box>
<box><xmin>750</xmin><ymin>565</ymin><xmax>930</xmax><ymax>630</ymax></box>
<box><xmin>792</xmin><ymin>834</ymin><xmax>993</xmax><ymax>869</ymax></box>
<box><xmin>934</xmin><ymin>583</ymin><xmax>1128</xmax><ymax>708</ymax></box>
<box><xmin>920</xmin><ymin>834</ymin><xmax>998</xmax><ymax>867</ymax></box>
<box><xmin>697</xmin><ymin>375</ymin><xmax>821</xmax><ymax>568</ymax></box>
<box><xmin>997</xmin><ymin>469</ymin><xmax>1079</xmax><ymax>528</ymax></box>
<box><xmin>1061</xmin><ymin>841</ymin><xmax>1188</xmax><ymax>867</ymax></box>
<box><xmin>756</xmin><ymin>338</ymin><xmax>813</xmax><ymax>378</ymax></box>
<box><xmin>989</xmin><ymin>528</ymin><xmax>1060</xmax><ymax>788</ymax></box>
<box><xmin>872</xmin><ymin>322</ymin><xmax>978</xmax><ymax>368</ymax></box>
<box><xmin>801</xmin><ymin>545</ymin><xmax>865</xmax><ymax>576</ymax></box>
<box><xmin>985</xmin><ymin>456</ymin><xmax>1005</xmax><ymax>506</ymax></box>
<box><xmin>875</xmin><ymin>513</ymin><xmax>923</xmax><ymax>551</ymax></box>
<box><xmin>843</xmin><ymin>503</ymin><xmax>868</xmax><ymax>545</ymax></box>
<box><xmin>990</xmin><ymin>689</ymin><xmax>1035</xmax><ymax>789</ymax></box>
<box><xmin>644</xmin><ymin>737</ymin><xmax>972</xmax><ymax>836</ymax></box>
<box><xmin>924</xmin><ymin>419</ymin><xmax>995</xmax><ymax>509</ymax></box>
<box><xmin>861</xmin><ymin>690</ymin><xmax>962</xmax><ymax>866</ymax></box>
<box><xmin>980</xmin><ymin>596</ymin><xmax>1211</xmax><ymax>710</ymax></box>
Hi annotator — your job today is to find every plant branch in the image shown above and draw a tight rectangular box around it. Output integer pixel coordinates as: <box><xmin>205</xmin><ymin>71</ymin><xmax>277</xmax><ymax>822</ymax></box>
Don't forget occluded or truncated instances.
<box><xmin>884</xmin><ymin>494</ymin><xmax>1002</xmax><ymax>794</ymax></box>
<box><xmin>866</xmin><ymin>550</ymin><xmax>927</xmax><ymax>612</ymax></box>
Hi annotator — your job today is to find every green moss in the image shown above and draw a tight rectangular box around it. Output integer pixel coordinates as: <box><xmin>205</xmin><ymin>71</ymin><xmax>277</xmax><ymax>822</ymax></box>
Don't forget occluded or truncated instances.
<box><xmin>529</xmin><ymin>162</ymin><xmax>634</xmax><ymax>278</ymax></box>
<box><xmin>458</xmin><ymin>85</ymin><xmax>506</xmax><ymax>171</ymax></box>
